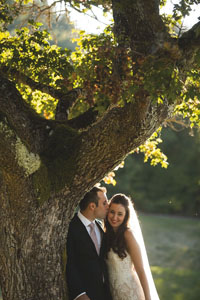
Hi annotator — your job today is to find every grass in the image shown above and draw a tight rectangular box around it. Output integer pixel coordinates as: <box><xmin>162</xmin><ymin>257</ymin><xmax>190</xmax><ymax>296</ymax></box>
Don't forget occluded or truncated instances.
<box><xmin>0</xmin><ymin>214</ymin><xmax>199</xmax><ymax>300</ymax></box>
<box><xmin>139</xmin><ymin>213</ymin><xmax>200</xmax><ymax>300</ymax></box>
<box><xmin>152</xmin><ymin>267</ymin><xmax>200</xmax><ymax>300</ymax></box>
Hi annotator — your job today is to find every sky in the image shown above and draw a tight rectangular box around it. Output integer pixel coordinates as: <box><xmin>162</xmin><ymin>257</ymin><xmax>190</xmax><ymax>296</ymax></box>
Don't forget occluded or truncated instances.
<box><xmin>67</xmin><ymin>6</ymin><xmax>112</xmax><ymax>34</ymax></box>
<box><xmin>66</xmin><ymin>1</ymin><xmax>199</xmax><ymax>34</ymax></box>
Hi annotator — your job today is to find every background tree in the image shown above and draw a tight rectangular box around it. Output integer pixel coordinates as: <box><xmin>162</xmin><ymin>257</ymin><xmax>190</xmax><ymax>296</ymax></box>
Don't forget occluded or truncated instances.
<box><xmin>0</xmin><ymin>0</ymin><xmax>200</xmax><ymax>299</ymax></box>
<box><xmin>7</xmin><ymin>0</ymin><xmax>78</xmax><ymax>50</ymax></box>
<box><xmin>107</xmin><ymin>127</ymin><xmax>200</xmax><ymax>216</ymax></box>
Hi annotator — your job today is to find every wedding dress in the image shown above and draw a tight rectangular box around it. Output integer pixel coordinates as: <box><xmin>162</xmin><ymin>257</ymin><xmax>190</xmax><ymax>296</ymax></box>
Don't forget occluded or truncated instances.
<box><xmin>106</xmin><ymin>248</ymin><xmax>145</xmax><ymax>300</ymax></box>
<box><xmin>106</xmin><ymin>206</ymin><xmax>160</xmax><ymax>300</ymax></box>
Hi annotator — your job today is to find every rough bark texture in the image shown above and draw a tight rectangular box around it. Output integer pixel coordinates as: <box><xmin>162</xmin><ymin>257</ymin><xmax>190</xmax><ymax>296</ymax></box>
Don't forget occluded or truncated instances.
<box><xmin>0</xmin><ymin>0</ymin><xmax>200</xmax><ymax>299</ymax></box>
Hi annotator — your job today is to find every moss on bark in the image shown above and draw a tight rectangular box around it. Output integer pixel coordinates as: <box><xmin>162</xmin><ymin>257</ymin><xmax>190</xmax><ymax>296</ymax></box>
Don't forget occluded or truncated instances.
<box><xmin>32</xmin><ymin>163</ymin><xmax>51</xmax><ymax>205</ymax></box>
<box><xmin>39</xmin><ymin>124</ymin><xmax>80</xmax><ymax>194</ymax></box>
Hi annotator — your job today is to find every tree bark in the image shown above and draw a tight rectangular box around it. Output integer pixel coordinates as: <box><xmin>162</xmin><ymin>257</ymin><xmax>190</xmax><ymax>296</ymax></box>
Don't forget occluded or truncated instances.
<box><xmin>0</xmin><ymin>76</ymin><xmax>171</xmax><ymax>300</ymax></box>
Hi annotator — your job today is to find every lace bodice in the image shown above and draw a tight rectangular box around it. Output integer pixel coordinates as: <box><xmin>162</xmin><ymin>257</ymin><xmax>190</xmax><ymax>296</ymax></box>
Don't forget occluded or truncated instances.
<box><xmin>106</xmin><ymin>249</ymin><xmax>145</xmax><ymax>300</ymax></box>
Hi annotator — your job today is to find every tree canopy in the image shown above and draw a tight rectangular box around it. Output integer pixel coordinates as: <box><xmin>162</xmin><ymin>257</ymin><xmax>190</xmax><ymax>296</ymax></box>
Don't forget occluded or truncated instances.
<box><xmin>1</xmin><ymin>0</ymin><xmax>200</xmax><ymax>173</ymax></box>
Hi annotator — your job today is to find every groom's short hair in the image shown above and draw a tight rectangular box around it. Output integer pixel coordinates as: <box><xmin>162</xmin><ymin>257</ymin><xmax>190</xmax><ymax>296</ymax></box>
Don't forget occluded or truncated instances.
<box><xmin>79</xmin><ymin>186</ymin><xmax>107</xmax><ymax>211</ymax></box>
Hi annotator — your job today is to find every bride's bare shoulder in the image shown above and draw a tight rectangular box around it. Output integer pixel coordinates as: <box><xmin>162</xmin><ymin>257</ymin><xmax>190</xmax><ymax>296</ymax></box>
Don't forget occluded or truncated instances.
<box><xmin>124</xmin><ymin>229</ymin><xmax>137</xmax><ymax>246</ymax></box>
<box><xmin>124</xmin><ymin>228</ymin><xmax>134</xmax><ymax>239</ymax></box>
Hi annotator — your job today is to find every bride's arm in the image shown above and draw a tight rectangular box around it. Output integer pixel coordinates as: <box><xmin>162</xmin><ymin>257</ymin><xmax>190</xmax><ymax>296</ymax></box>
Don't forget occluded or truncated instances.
<box><xmin>124</xmin><ymin>229</ymin><xmax>151</xmax><ymax>300</ymax></box>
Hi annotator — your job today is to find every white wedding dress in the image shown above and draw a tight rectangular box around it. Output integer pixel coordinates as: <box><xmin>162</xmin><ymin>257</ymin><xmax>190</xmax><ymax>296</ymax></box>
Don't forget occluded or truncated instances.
<box><xmin>106</xmin><ymin>205</ymin><xmax>160</xmax><ymax>300</ymax></box>
<box><xmin>106</xmin><ymin>249</ymin><xmax>145</xmax><ymax>300</ymax></box>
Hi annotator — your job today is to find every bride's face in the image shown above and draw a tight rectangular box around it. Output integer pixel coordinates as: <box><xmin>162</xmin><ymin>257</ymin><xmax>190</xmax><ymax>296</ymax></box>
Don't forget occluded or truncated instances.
<box><xmin>107</xmin><ymin>203</ymin><xmax>126</xmax><ymax>231</ymax></box>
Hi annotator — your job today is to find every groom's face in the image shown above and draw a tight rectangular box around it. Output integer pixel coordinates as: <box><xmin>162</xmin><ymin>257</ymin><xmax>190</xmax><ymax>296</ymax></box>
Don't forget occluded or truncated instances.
<box><xmin>94</xmin><ymin>191</ymin><xmax>109</xmax><ymax>220</ymax></box>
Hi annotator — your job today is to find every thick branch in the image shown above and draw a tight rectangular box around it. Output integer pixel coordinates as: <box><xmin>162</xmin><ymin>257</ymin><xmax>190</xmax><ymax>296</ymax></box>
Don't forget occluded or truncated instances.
<box><xmin>179</xmin><ymin>21</ymin><xmax>200</xmax><ymax>49</ymax></box>
<box><xmin>0</xmin><ymin>76</ymin><xmax>52</xmax><ymax>153</ymax></box>
<box><xmin>71</xmin><ymin>96</ymin><xmax>172</xmax><ymax>195</ymax></box>
<box><xmin>112</xmin><ymin>0</ymin><xmax>167</xmax><ymax>55</ymax></box>
<box><xmin>0</xmin><ymin>66</ymin><xmax>62</xmax><ymax>98</ymax></box>
<box><xmin>67</xmin><ymin>107</ymin><xmax>98</xmax><ymax>129</ymax></box>
<box><xmin>55</xmin><ymin>88</ymin><xmax>82</xmax><ymax>121</ymax></box>
<box><xmin>178</xmin><ymin>21</ymin><xmax>200</xmax><ymax>63</ymax></box>
<box><xmin>0</xmin><ymin>67</ymin><xmax>84</xmax><ymax>121</ymax></box>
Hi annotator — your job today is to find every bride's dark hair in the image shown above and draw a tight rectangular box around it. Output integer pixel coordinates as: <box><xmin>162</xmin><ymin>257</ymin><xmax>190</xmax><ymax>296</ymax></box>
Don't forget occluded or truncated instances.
<box><xmin>105</xmin><ymin>193</ymin><xmax>132</xmax><ymax>259</ymax></box>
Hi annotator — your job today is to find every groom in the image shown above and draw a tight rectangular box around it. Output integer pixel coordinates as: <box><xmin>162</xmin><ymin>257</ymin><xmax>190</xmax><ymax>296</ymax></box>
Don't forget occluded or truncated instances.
<box><xmin>66</xmin><ymin>186</ymin><xmax>112</xmax><ymax>300</ymax></box>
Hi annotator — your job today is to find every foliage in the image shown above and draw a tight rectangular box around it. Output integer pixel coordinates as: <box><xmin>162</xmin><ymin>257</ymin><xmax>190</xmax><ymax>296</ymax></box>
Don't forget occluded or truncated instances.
<box><xmin>0</xmin><ymin>21</ymin><xmax>75</xmax><ymax>117</ymax></box>
<box><xmin>0</xmin><ymin>0</ymin><xmax>200</xmax><ymax>180</ymax></box>
<box><xmin>1</xmin><ymin>0</ymin><xmax>200</xmax><ymax>188</ymax></box>
<box><xmin>172</xmin><ymin>0</ymin><xmax>200</xmax><ymax>21</ymax></box>
<box><xmin>175</xmin><ymin>71</ymin><xmax>200</xmax><ymax>127</ymax></box>
<box><xmin>135</xmin><ymin>128</ymin><xmax>168</xmax><ymax>168</ymax></box>
<box><xmin>7</xmin><ymin>0</ymin><xmax>78</xmax><ymax>50</ymax></box>
<box><xmin>106</xmin><ymin>127</ymin><xmax>200</xmax><ymax>217</ymax></box>
<box><xmin>63</xmin><ymin>0</ymin><xmax>112</xmax><ymax>12</ymax></box>
<box><xmin>103</xmin><ymin>128</ymin><xmax>169</xmax><ymax>186</ymax></box>
<box><xmin>0</xmin><ymin>0</ymin><xmax>21</xmax><ymax>30</ymax></box>
<box><xmin>0</xmin><ymin>22</ymin><xmax>73</xmax><ymax>84</ymax></box>
<box><xmin>1</xmin><ymin>1</ymin><xmax>200</xmax><ymax>123</ymax></box>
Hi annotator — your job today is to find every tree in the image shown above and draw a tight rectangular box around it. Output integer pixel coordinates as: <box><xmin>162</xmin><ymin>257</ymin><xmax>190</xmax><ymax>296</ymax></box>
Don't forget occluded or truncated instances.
<box><xmin>106</xmin><ymin>127</ymin><xmax>200</xmax><ymax>216</ymax></box>
<box><xmin>7</xmin><ymin>0</ymin><xmax>78</xmax><ymax>50</ymax></box>
<box><xmin>0</xmin><ymin>0</ymin><xmax>200</xmax><ymax>299</ymax></box>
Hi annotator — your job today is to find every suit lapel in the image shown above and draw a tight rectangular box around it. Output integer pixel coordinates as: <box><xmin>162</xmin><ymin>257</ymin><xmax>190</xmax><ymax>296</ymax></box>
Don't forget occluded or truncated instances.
<box><xmin>75</xmin><ymin>214</ymin><xmax>100</xmax><ymax>255</ymax></box>
<box><xmin>95</xmin><ymin>220</ymin><xmax>105</xmax><ymax>256</ymax></box>
<box><xmin>95</xmin><ymin>220</ymin><xmax>104</xmax><ymax>238</ymax></box>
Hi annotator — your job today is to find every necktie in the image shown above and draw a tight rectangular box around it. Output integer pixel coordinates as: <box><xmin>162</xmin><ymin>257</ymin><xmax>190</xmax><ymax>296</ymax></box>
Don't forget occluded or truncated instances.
<box><xmin>89</xmin><ymin>222</ymin><xmax>99</xmax><ymax>255</ymax></box>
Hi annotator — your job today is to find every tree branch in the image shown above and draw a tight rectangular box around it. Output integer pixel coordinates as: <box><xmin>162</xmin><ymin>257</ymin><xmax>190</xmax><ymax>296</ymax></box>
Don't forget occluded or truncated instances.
<box><xmin>66</xmin><ymin>2</ymin><xmax>109</xmax><ymax>26</ymax></box>
<box><xmin>71</xmin><ymin>96</ymin><xmax>173</xmax><ymax>194</ymax></box>
<box><xmin>112</xmin><ymin>0</ymin><xmax>167</xmax><ymax>55</ymax></box>
<box><xmin>0</xmin><ymin>66</ymin><xmax>65</xmax><ymax>99</ymax></box>
<box><xmin>178</xmin><ymin>21</ymin><xmax>200</xmax><ymax>53</ymax></box>
<box><xmin>0</xmin><ymin>76</ymin><xmax>52</xmax><ymax>153</ymax></box>
<box><xmin>0</xmin><ymin>66</ymin><xmax>83</xmax><ymax>120</ymax></box>
<box><xmin>55</xmin><ymin>88</ymin><xmax>82</xmax><ymax>121</ymax></box>
<box><xmin>67</xmin><ymin>107</ymin><xmax>98</xmax><ymax>129</ymax></box>
<box><xmin>0</xmin><ymin>75</ymin><xmax>98</xmax><ymax>159</ymax></box>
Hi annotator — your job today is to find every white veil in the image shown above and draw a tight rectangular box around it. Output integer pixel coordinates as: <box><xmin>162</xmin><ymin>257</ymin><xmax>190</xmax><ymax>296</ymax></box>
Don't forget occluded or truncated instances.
<box><xmin>128</xmin><ymin>202</ymin><xmax>160</xmax><ymax>300</ymax></box>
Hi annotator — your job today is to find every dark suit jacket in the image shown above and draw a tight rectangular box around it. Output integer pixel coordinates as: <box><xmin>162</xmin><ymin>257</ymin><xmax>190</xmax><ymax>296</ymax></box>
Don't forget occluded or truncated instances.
<box><xmin>66</xmin><ymin>214</ymin><xmax>112</xmax><ymax>300</ymax></box>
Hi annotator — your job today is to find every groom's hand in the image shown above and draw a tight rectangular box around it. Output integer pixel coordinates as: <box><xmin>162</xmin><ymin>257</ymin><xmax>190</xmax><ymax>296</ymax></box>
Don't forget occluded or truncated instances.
<box><xmin>77</xmin><ymin>295</ymin><xmax>91</xmax><ymax>300</ymax></box>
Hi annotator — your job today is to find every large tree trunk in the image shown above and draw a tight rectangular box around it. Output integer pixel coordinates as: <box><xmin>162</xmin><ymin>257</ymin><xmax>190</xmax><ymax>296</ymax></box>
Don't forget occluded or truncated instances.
<box><xmin>0</xmin><ymin>79</ymin><xmax>169</xmax><ymax>300</ymax></box>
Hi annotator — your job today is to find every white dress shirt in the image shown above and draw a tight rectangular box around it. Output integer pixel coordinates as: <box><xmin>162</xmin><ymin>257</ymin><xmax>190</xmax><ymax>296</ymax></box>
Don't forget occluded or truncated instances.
<box><xmin>73</xmin><ymin>211</ymin><xmax>102</xmax><ymax>300</ymax></box>
<box><xmin>78</xmin><ymin>210</ymin><xmax>102</xmax><ymax>248</ymax></box>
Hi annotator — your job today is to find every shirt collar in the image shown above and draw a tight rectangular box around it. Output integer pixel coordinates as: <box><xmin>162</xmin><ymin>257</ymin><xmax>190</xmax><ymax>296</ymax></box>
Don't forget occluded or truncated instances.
<box><xmin>78</xmin><ymin>210</ymin><xmax>95</xmax><ymax>228</ymax></box>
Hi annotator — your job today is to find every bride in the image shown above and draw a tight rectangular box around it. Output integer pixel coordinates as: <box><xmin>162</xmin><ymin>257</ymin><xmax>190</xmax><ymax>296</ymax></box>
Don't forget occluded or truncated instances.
<box><xmin>104</xmin><ymin>194</ymin><xmax>160</xmax><ymax>300</ymax></box>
